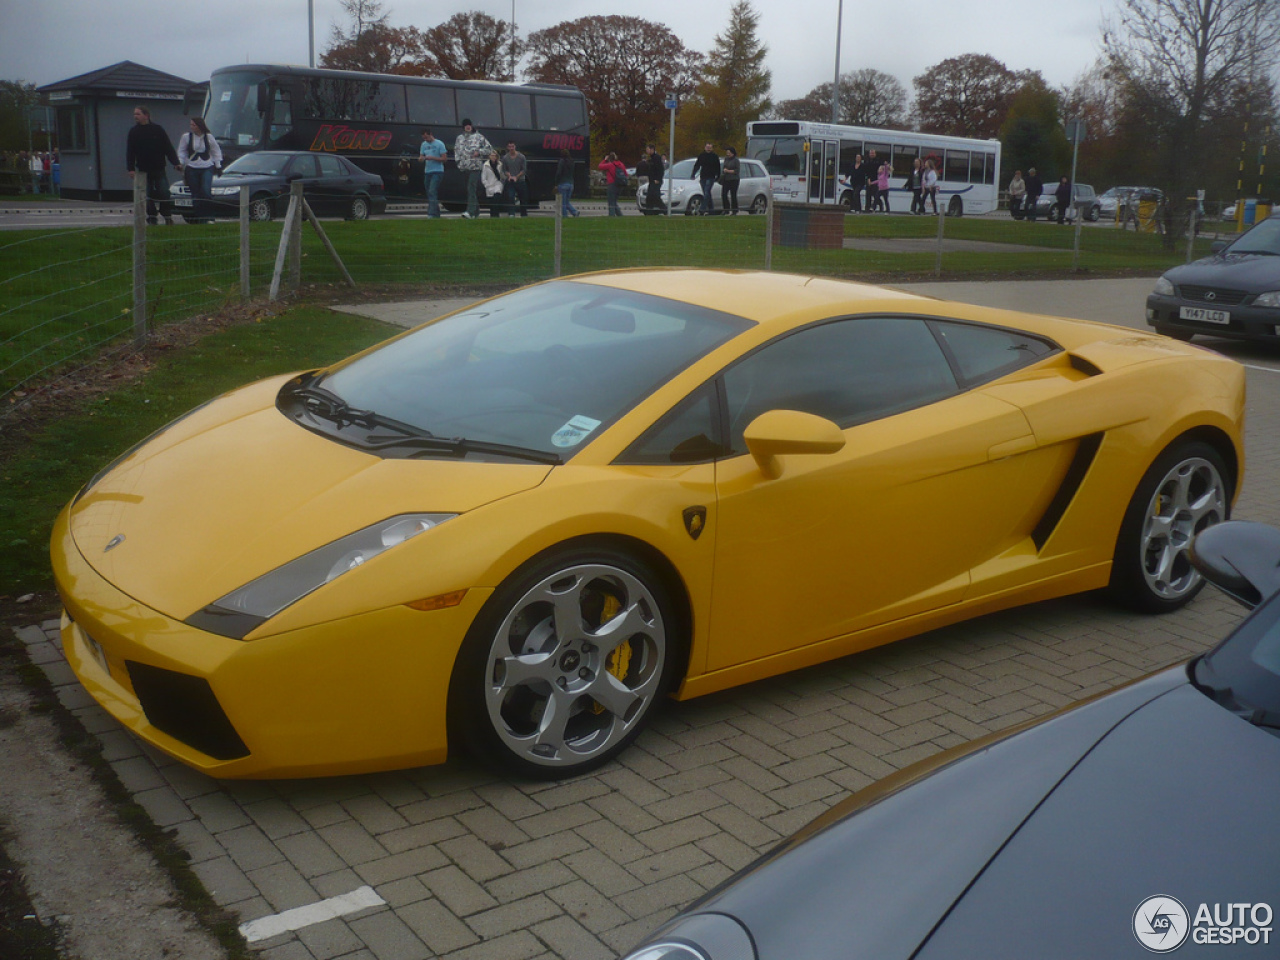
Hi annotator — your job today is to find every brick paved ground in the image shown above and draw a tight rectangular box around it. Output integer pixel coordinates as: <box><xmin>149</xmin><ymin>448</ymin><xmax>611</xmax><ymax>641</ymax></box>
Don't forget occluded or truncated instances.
<box><xmin>15</xmin><ymin>292</ymin><xmax>1280</xmax><ymax>960</ymax></box>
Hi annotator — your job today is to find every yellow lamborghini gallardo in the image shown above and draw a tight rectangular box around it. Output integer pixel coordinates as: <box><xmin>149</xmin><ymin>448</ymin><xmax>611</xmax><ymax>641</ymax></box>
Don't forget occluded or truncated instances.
<box><xmin>52</xmin><ymin>271</ymin><xmax>1245</xmax><ymax>779</ymax></box>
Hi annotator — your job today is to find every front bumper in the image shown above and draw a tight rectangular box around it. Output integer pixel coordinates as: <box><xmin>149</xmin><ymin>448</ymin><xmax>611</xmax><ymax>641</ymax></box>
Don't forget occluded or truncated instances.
<box><xmin>52</xmin><ymin>504</ymin><xmax>490</xmax><ymax>778</ymax></box>
<box><xmin>1147</xmin><ymin>294</ymin><xmax>1280</xmax><ymax>341</ymax></box>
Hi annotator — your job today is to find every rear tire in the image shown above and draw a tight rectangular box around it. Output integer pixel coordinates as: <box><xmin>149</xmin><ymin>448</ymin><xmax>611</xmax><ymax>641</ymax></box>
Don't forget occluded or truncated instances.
<box><xmin>1110</xmin><ymin>440</ymin><xmax>1230</xmax><ymax>613</ymax></box>
<box><xmin>347</xmin><ymin>195</ymin><xmax>370</xmax><ymax>220</ymax></box>
<box><xmin>749</xmin><ymin>194</ymin><xmax>768</xmax><ymax>215</ymax></box>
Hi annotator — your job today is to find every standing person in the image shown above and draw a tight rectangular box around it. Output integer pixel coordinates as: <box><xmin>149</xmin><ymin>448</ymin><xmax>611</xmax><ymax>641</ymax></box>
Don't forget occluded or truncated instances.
<box><xmin>907</xmin><ymin>158</ymin><xmax>924</xmax><ymax>214</ymax></box>
<box><xmin>598</xmin><ymin>152</ymin><xmax>628</xmax><ymax>216</ymax></box>
<box><xmin>720</xmin><ymin>146</ymin><xmax>741</xmax><ymax>215</ymax></box>
<box><xmin>500</xmin><ymin>141</ymin><xmax>529</xmax><ymax>217</ymax></box>
<box><xmin>1007</xmin><ymin>169</ymin><xmax>1026</xmax><ymax>219</ymax></box>
<box><xmin>126</xmin><ymin>106</ymin><xmax>181</xmax><ymax>225</ymax></box>
<box><xmin>418</xmin><ymin>129</ymin><xmax>447</xmax><ymax>219</ymax></box>
<box><xmin>50</xmin><ymin>152</ymin><xmax>60</xmax><ymax>198</ymax></box>
<box><xmin>178</xmin><ymin>117</ymin><xmax>223</xmax><ymax>223</ymax></box>
<box><xmin>453</xmin><ymin>119</ymin><xmax>492</xmax><ymax>219</ymax></box>
<box><xmin>849</xmin><ymin>154</ymin><xmax>866</xmax><ymax>213</ymax></box>
<box><xmin>29</xmin><ymin>150</ymin><xmax>42</xmax><ymax>194</ymax></box>
<box><xmin>555</xmin><ymin>149</ymin><xmax>580</xmax><ymax>217</ymax></box>
<box><xmin>1024</xmin><ymin>167</ymin><xmax>1043</xmax><ymax>222</ymax></box>
<box><xmin>876</xmin><ymin>158</ymin><xmax>892</xmax><ymax>213</ymax></box>
<box><xmin>864</xmin><ymin>149</ymin><xmax>882</xmax><ymax>212</ymax></box>
<box><xmin>691</xmin><ymin>142</ymin><xmax>720</xmax><ymax>215</ymax></box>
<box><xmin>481</xmin><ymin>149</ymin><xmax>506</xmax><ymax>217</ymax></box>
<box><xmin>1054</xmin><ymin>175</ymin><xmax>1072</xmax><ymax>224</ymax></box>
<box><xmin>922</xmin><ymin>158</ymin><xmax>939</xmax><ymax>214</ymax></box>
<box><xmin>642</xmin><ymin>144</ymin><xmax>666</xmax><ymax>214</ymax></box>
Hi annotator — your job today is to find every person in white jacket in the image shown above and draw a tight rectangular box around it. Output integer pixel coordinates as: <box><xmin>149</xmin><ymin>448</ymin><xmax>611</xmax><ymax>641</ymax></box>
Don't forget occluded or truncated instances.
<box><xmin>178</xmin><ymin>117</ymin><xmax>224</xmax><ymax>223</ymax></box>
<box><xmin>480</xmin><ymin>150</ymin><xmax>506</xmax><ymax>218</ymax></box>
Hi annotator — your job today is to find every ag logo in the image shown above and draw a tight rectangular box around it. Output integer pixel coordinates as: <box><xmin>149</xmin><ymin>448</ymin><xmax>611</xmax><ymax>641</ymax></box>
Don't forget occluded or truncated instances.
<box><xmin>1134</xmin><ymin>896</ymin><xmax>1190</xmax><ymax>953</ymax></box>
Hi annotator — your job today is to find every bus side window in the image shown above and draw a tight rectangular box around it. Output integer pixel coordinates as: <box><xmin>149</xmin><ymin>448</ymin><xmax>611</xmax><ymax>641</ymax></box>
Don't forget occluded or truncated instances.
<box><xmin>839</xmin><ymin>140</ymin><xmax>861</xmax><ymax>177</ymax></box>
<box><xmin>945</xmin><ymin>150</ymin><xmax>970</xmax><ymax>183</ymax></box>
<box><xmin>502</xmin><ymin>93</ymin><xmax>532</xmax><ymax>129</ymax></box>
<box><xmin>456</xmin><ymin>90</ymin><xmax>501</xmax><ymax>128</ymax></box>
<box><xmin>407</xmin><ymin>86</ymin><xmax>456</xmax><ymax>126</ymax></box>
<box><xmin>534</xmin><ymin>95</ymin><xmax>585</xmax><ymax>132</ymax></box>
<box><xmin>270</xmin><ymin>89</ymin><xmax>293</xmax><ymax>143</ymax></box>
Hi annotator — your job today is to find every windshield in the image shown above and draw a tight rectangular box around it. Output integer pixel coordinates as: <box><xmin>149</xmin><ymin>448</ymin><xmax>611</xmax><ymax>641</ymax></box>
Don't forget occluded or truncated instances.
<box><xmin>1198</xmin><ymin>587</ymin><xmax>1280</xmax><ymax>720</ymax></box>
<box><xmin>318</xmin><ymin>281</ymin><xmax>752</xmax><ymax>458</ymax></box>
<box><xmin>746</xmin><ymin>137</ymin><xmax>804</xmax><ymax>176</ymax></box>
<box><xmin>221</xmin><ymin>153</ymin><xmax>290</xmax><ymax>176</ymax></box>
<box><xmin>1227</xmin><ymin>217</ymin><xmax>1280</xmax><ymax>256</ymax></box>
<box><xmin>206</xmin><ymin>71</ymin><xmax>267</xmax><ymax>147</ymax></box>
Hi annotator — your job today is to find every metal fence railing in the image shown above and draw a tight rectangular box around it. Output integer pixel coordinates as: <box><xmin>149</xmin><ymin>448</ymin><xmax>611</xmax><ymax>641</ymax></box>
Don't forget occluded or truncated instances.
<box><xmin>1</xmin><ymin>180</ymin><xmax>1256</xmax><ymax>412</ymax></box>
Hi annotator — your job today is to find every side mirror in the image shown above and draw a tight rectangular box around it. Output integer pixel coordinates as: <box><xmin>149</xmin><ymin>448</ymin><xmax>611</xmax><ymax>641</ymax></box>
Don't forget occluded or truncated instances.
<box><xmin>1190</xmin><ymin>521</ymin><xmax>1280</xmax><ymax>609</ymax></box>
<box><xmin>744</xmin><ymin>410</ymin><xmax>845</xmax><ymax>480</ymax></box>
<box><xmin>1210</xmin><ymin>240</ymin><xmax>1227</xmax><ymax>254</ymax></box>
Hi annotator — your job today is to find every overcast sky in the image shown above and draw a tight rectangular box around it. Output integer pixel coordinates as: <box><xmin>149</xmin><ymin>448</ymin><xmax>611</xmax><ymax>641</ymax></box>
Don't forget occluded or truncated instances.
<box><xmin>5</xmin><ymin>0</ymin><xmax>1113</xmax><ymax>101</ymax></box>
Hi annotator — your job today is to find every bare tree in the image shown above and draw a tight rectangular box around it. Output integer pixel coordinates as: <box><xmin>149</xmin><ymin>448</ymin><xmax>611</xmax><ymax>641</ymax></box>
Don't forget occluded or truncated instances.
<box><xmin>1104</xmin><ymin>0</ymin><xmax>1280</xmax><ymax>239</ymax></box>
<box><xmin>329</xmin><ymin>0</ymin><xmax>390</xmax><ymax>47</ymax></box>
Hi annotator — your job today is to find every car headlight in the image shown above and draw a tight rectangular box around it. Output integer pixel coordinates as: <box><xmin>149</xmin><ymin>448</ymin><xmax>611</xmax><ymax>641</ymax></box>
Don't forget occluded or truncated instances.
<box><xmin>1254</xmin><ymin>290</ymin><xmax>1280</xmax><ymax>308</ymax></box>
<box><xmin>1153</xmin><ymin>276</ymin><xmax>1175</xmax><ymax>296</ymax></box>
<box><xmin>186</xmin><ymin>513</ymin><xmax>455</xmax><ymax>639</ymax></box>
<box><xmin>212</xmin><ymin>186</ymin><xmax>239</xmax><ymax>196</ymax></box>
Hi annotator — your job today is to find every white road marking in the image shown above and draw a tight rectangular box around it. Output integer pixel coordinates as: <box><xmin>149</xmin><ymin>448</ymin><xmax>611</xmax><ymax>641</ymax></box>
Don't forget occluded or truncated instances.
<box><xmin>238</xmin><ymin>885</ymin><xmax>386</xmax><ymax>942</ymax></box>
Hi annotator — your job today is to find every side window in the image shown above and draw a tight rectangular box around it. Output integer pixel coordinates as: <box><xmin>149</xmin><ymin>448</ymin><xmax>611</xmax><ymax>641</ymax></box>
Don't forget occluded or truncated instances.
<box><xmin>619</xmin><ymin>383</ymin><xmax>723</xmax><ymax>465</ymax></box>
<box><xmin>287</xmin><ymin>155</ymin><xmax>319</xmax><ymax>178</ymax></box>
<box><xmin>944</xmin><ymin>150</ymin><xmax>971</xmax><ymax>183</ymax></box>
<box><xmin>456</xmin><ymin>90</ymin><xmax>501</xmax><ymax>128</ymax></box>
<box><xmin>406</xmin><ymin>85</ymin><xmax>456</xmax><ymax>126</ymax></box>
<box><xmin>269</xmin><ymin>89</ymin><xmax>293</xmax><ymax>143</ymax></box>
<box><xmin>502</xmin><ymin>93</ymin><xmax>532</xmax><ymax>129</ymax></box>
<box><xmin>722</xmin><ymin>317</ymin><xmax>958</xmax><ymax>455</ymax></box>
<box><xmin>931</xmin><ymin>320</ymin><xmax>1057</xmax><ymax>386</ymax></box>
<box><xmin>534</xmin><ymin>95</ymin><xmax>585</xmax><ymax>131</ymax></box>
<box><xmin>316</xmin><ymin>154</ymin><xmax>345</xmax><ymax>176</ymax></box>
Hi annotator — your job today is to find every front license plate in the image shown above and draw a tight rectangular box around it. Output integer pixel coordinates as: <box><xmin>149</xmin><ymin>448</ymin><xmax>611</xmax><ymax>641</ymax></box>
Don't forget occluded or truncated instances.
<box><xmin>1180</xmin><ymin>306</ymin><xmax>1230</xmax><ymax>324</ymax></box>
<box><xmin>175</xmin><ymin>198</ymin><xmax>193</xmax><ymax>207</ymax></box>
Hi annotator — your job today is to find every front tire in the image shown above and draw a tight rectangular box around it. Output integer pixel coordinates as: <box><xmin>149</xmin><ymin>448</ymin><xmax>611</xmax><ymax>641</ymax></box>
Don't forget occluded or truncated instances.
<box><xmin>449</xmin><ymin>546</ymin><xmax>681</xmax><ymax>778</ymax></box>
<box><xmin>685</xmin><ymin>195</ymin><xmax>703</xmax><ymax>216</ymax></box>
<box><xmin>249</xmin><ymin>195</ymin><xmax>274</xmax><ymax>222</ymax></box>
<box><xmin>1110</xmin><ymin>441</ymin><xmax>1230</xmax><ymax>613</ymax></box>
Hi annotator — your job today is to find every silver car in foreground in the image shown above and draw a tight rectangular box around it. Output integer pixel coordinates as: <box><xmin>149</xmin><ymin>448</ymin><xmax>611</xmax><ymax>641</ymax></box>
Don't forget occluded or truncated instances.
<box><xmin>637</xmin><ymin>157</ymin><xmax>772</xmax><ymax>216</ymax></box>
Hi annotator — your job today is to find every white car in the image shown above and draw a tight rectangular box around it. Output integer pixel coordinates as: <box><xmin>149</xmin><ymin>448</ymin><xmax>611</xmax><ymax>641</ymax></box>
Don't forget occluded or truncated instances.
<box><xmin>636</xmin><ymin>157</ymin><xmax>772</xmax><ymax>216</ymax></box>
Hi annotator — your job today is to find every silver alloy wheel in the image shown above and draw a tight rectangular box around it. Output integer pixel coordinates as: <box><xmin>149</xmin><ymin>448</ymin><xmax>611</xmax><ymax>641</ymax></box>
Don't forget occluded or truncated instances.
<box><xmin>483</xmin><ymin>562</ymin><xmax>666</xmax><ymax>769</ymax></box>
<box><xmin>685</xmin><ymin>194</ymin><xmax>703</xmax><ymax>216</ymax></box>
<box><xmin>1140</xmin><ymin>456</ymin><xmax>1227</xmax><ymax>600</ymax></box>
<box><xmin>249</xmin><ymin>197</ymin><xmax>273</xmax><ymax>222</ymax></box>
<box><xmin>750</xmin><ymin>194</ymin><xmax>767</xmax><ymax>214</ymax></box>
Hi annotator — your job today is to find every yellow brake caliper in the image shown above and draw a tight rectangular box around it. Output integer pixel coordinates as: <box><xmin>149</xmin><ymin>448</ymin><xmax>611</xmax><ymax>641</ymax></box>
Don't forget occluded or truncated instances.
<box><xmin>592</xmin><ymin>594</ymin><xmax>631</xmax><ymax>714</ymax></box>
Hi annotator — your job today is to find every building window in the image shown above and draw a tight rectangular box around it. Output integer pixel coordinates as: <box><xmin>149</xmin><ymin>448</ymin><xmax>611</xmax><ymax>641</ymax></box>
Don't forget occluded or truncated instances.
<box><xmin>57</xmin><ymin>105</ymin><xmax>88</xmax><ymax>152</ymax></box>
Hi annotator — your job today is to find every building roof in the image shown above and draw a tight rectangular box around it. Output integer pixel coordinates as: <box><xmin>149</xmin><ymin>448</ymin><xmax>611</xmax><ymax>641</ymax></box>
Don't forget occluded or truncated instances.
<box><xmin>39</xmin><ymin>61</ymin><xmax>196</xmax><ymax>95</ymax></box>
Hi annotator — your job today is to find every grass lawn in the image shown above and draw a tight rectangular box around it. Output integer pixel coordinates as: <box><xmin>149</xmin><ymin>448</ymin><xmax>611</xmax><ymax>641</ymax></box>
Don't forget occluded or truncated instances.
<box><xmin>0</xmin><ymin>304</ymin><xmax>394</xmax><ymax>598</ymax></box>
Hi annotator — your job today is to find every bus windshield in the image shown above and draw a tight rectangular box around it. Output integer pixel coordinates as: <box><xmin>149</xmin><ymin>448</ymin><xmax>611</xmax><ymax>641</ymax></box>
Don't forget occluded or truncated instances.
<box><xmin>747</xmin><ymin>137</ymin><xmax>804</xmax><ymax>176</ymax></box>
<box><xmin>206</xmin><ymin>71</ymin><xmax>268</xmax><ymax>147</ymax></box>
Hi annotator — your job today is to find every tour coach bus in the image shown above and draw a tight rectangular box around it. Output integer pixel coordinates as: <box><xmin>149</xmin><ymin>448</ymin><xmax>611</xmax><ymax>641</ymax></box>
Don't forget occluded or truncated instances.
<box><xmin>746</xmin><ymin>120</ymin><xmax>1001</xmax><ymax>216</ymax></box>
<box><xmin>199</xmin><ymin>64</ymin><xmax>590</xmax><ymax>206</ymax></box>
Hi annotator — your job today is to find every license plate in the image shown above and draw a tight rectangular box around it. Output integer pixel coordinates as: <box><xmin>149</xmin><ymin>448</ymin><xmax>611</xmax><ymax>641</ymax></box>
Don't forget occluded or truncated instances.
<box><xmin>175</xmin><ymin>198</ymin><xmax>193</xmax><ymax>207</ymax></box>
<box><xmin>1179</xmin><ymin>306</ymin><xmax>1230</xmax><ymax>324</ymax></box>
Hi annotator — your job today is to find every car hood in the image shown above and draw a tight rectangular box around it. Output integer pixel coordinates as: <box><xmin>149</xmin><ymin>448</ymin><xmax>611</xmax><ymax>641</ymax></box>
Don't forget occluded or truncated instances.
<box><xmin>668</xmin><ymin>668</ymin><xmax>1187</xmax><ymax>960</ymax></box>
<box><xmin>915</xmin><ymin>682</ymin><xmax>1280</xmax><ymax>958</ymax></box>
<box><xmin>67</xmin><ymin>375</ymin><xmax>551</xmax><ymax>620</ymax></box>
<box><xmin>1166</xmin><ymin>253</ymin><xmax>1280</xmax><ymax>292</ymax></box>
<box><xmin>211</xmin><ymin>172</ymin><xmax>280</xmax><ymax>189</ymax></box>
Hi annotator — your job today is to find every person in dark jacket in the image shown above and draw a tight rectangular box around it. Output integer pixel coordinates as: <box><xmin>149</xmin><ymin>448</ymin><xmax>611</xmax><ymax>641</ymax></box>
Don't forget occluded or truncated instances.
<box><xmin>555</xmin><ymin>149</ymin><xmax>580</xmax><ymax>217</ymax></box>
<box><xmin>720</xmin><ymin>146</ymin><xmax>742</xmax><ymax>215</ymax></box>
<box><xmin>691</xmin><ymin>142</ymin><xmax>721</xmax><ymax>215</ymax></box>
<box><xmin>1054</xmin><ymin>176</ymin><xmax>1072</xmax><ymax>224</ymax></box>
<box><xmin>849</xmin><ymin>154</ymin><xmax>866</xmax><ymax>213</ymax></box>
<box><xmin>126</xmin><ymin>106</ymin><xmax>181</xmax><ymax>225</ymax></box>
<box><xmin>642</xmin><ymin>144</ymin><xmax>666</xmax><ymax>213</ymax></box>
<box><xmin>1024</xmin><ymin>167</ymin><xmax>1043</xmax><ymax>222</ymax></box>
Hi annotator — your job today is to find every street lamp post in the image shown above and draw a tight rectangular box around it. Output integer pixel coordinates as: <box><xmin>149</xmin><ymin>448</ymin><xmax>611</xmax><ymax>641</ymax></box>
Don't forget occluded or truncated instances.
<box><xmin>831</xmin><ymin>0</ymin><xmax>843</xmax><ymax>124</ymax></box>
<box><xmin>308</xmin><ymin>0</ymin><xmax>315</xmax><ymax>68</ymax></box>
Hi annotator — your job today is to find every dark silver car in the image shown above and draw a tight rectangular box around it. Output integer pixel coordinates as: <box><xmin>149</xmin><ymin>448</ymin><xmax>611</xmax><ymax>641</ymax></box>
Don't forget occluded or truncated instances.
<box><xmin>1147</xmin><ymin>213</ymin><xmax>1280</xmax><ymax>342</ymax></box>
<box><xmin>1033</xmin><ymin>182</ymin><xmax>1099</xmax><ymax>221</ymax></box>
<box><xmin>618</xmin><ymin>519</ymin><xmax>1280</xmax><ymax>960</ymax></box>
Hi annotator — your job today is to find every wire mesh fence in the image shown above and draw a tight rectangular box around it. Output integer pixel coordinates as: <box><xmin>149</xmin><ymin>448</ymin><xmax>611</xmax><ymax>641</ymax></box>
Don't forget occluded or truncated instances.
<box><xmin>2</xmin><ymin>178</ymin><xmax>1261</xmax><ymax>412</ymax></box>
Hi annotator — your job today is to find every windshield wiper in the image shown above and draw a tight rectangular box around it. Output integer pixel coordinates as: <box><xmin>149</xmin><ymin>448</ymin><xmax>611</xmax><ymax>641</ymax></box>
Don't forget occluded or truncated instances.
<box><xmin>1191</xmin><ymin>656</ymin><xmax>1280</xmax><ymax>730</ymax></box>
<box><xmin>284</xmin><ymin>380</ymin><xmax>560</xmax><ymax>464</ymax></box>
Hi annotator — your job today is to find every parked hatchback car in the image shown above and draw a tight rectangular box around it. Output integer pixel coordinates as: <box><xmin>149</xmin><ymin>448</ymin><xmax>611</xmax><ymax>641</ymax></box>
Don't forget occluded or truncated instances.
<box><xmin>618</xmin><ymin>519</ymin><xmax>1280</xmax><ymax>960</ymax></box>
<box><xmin>1033</xmin><ymin>182</ymin><xmax>1099</xmax><ymax>221</ymax></box>
<box><xmin>636</xmin><ymin>157</ymin><xmax>771</xmax><ymax>215</ymax></box>
<box><xmin>1146</xmin><ymin>213</ymin><xmax>1280</xmax><ymax>342</ymax></box>
<box><xmin>170</xmin><ymin>151</ymin><xmax>386</xmax><ymax>222</ymax></box>
<box><xmin>1097</xmin><ymin>185</ymin><xmax>1164</xmax><ymax>221</ymax></box>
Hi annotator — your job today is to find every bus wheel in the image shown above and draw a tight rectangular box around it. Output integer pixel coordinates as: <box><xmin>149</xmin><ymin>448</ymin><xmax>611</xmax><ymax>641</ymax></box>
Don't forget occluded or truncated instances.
<box><xmin>249</xmin><ymin>195</ymin><xmax>274</xmax><ymax>222</ymax></box>
<box><xmin>348</xmin><ymin>195</ymin><xmax>371</xmax><ymax>221</ymax></box>
<box><xmin>948</xmin><ymin>196</ymin><xmax>964</xmax><ymax>218</ymax></box>
<box><xmin>749</xmin><ymin>195</ymin><xmax>768</xmax><ymax>215</ymax></box>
